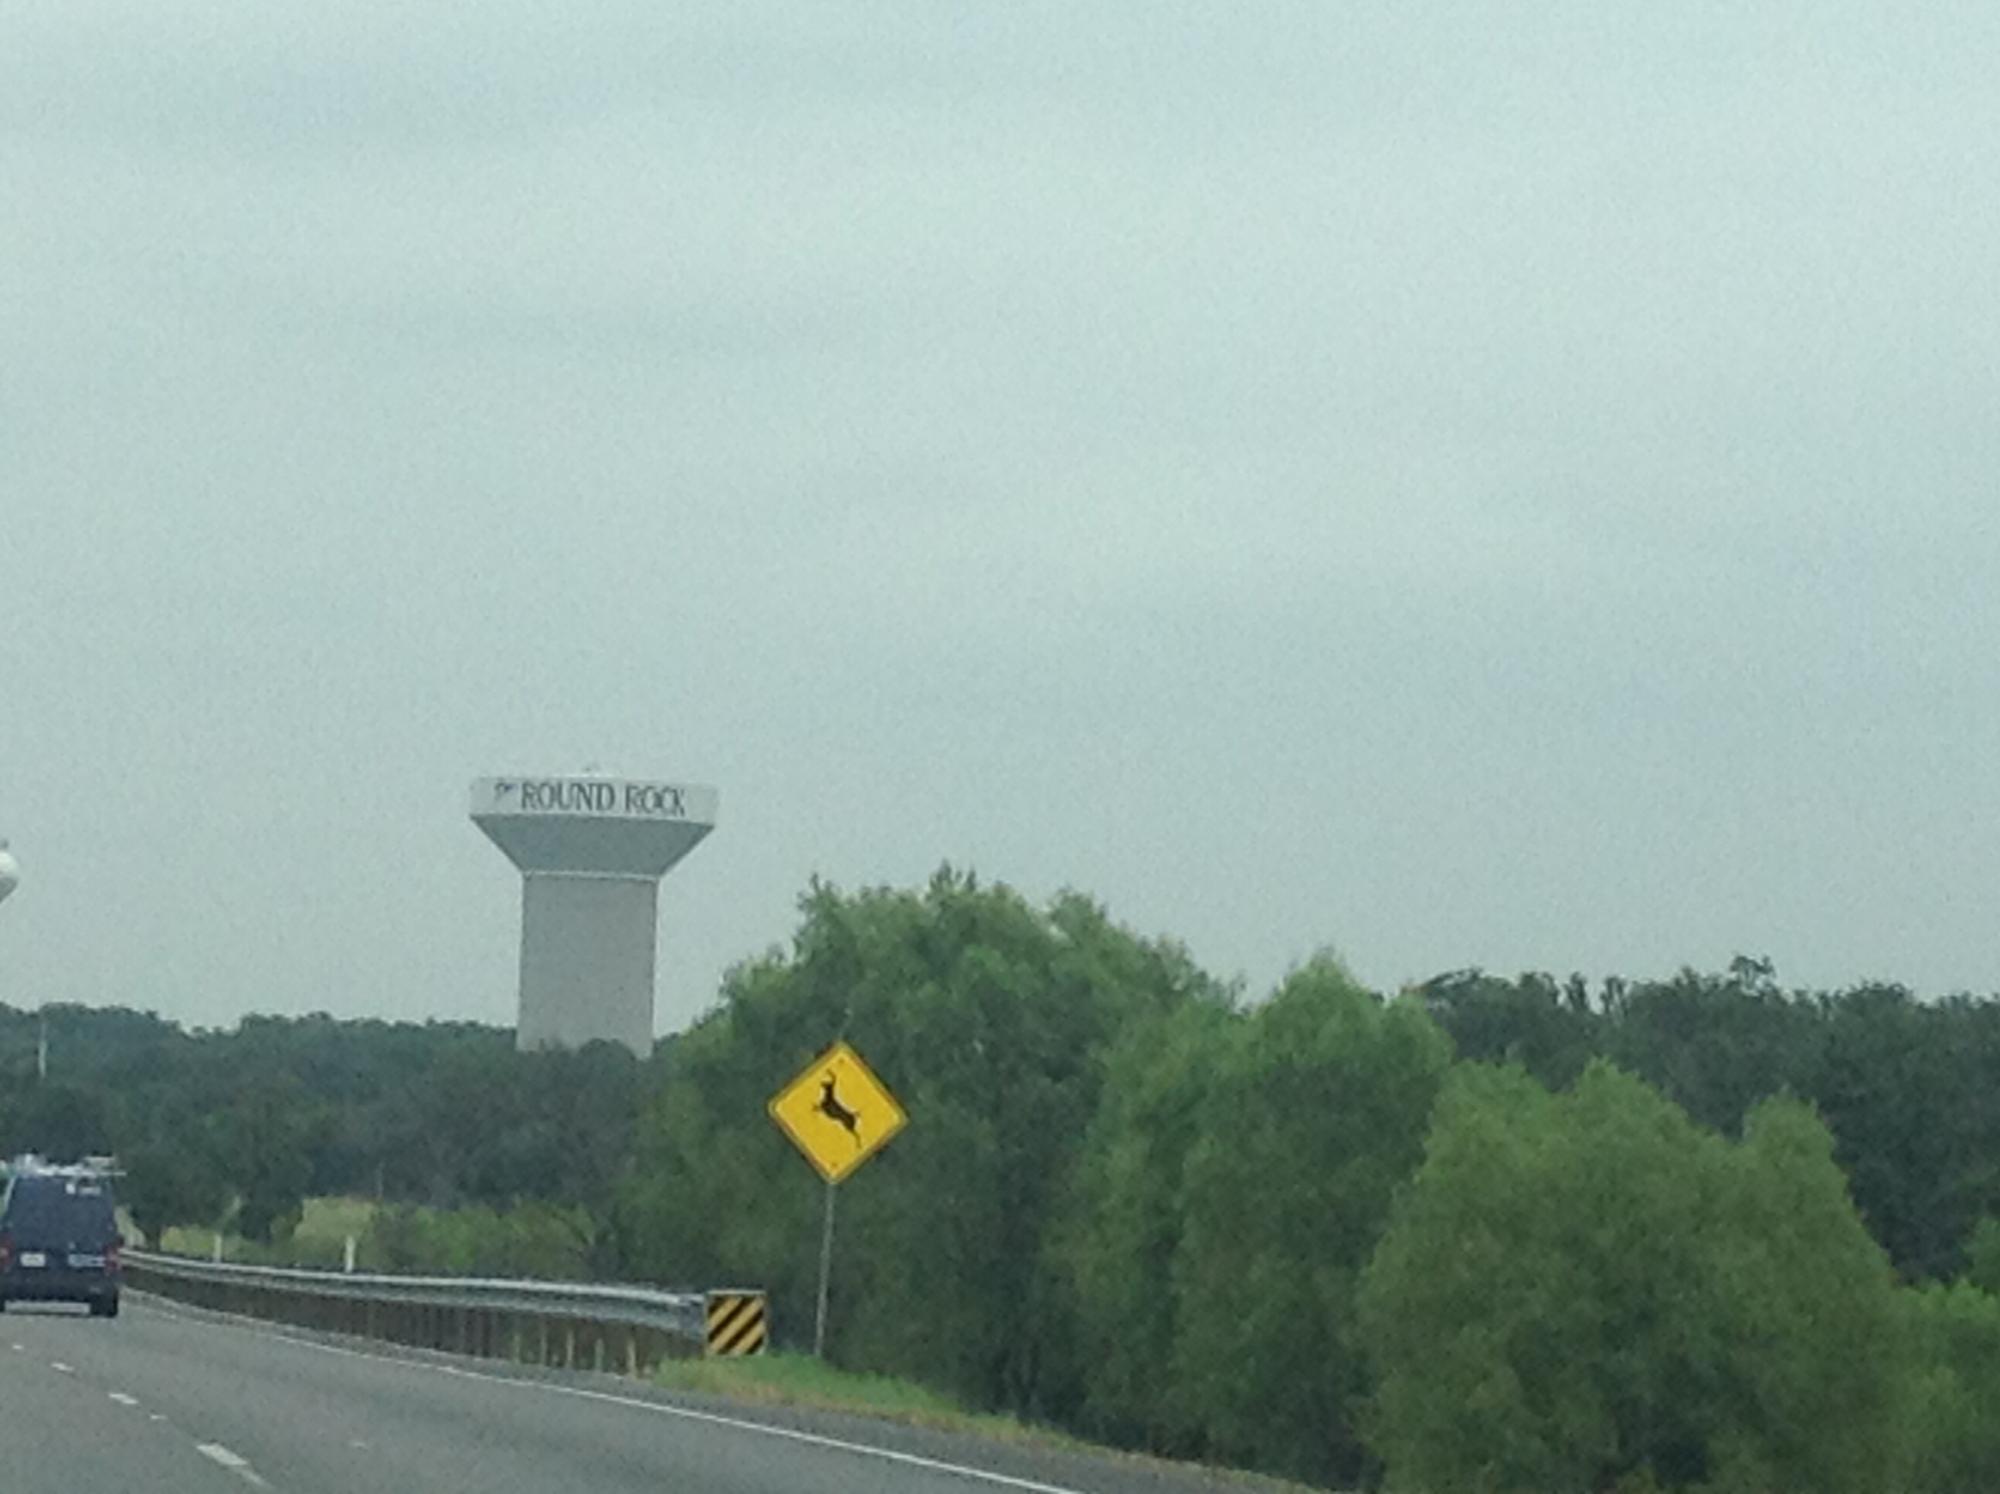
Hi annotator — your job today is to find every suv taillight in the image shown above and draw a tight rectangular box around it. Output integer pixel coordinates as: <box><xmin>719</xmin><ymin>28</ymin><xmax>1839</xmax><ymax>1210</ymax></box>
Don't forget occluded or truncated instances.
<box><xmin>105</xmin><ymin>1240</ymin><xmax>121</xmax><ymax>1274</ymax></box>
<box><xmin>0</xmin><ymin>1231</ymin><xmax>12</xmax><ymax>1272</ymax></box>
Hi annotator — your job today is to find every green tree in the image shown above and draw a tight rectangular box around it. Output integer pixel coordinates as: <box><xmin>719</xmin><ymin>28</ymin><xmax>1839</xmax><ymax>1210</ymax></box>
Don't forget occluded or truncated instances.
<box><xmin>121</xmin><ymin>1141</ymin><xmax>226</xmax><ymax>1247</ymax></box>
<box><xmin>616</xmin><ymin>870</ymin><xmax>1219</xmax><ymax>1418</ymax></box>
<box><xmin>1415</xmin><ymin>968</ymin><xmax>1600</xmax><ymax>1089</ymax></box>
<box><xmin>1055</xmin><ymin>997</ymin><xmax>1237</xmax><ymax>1452</ymax></box>
<box><xmin>1603</xmin><ymin>962</ymin><xmax>1814</xmax><ymax>1136</ymax></box>
<box><xmin>1359</xmin><ymin>1063</ymin><xmax>1908</xmax><ymax>1493</ymax></box>
<box><xmin>1905</xmin><ymin>1283</ymin><xmax>2000</xmax><ymax>1494</ymax></box>
<box><xmin>1804</xmin><ymin>985</ymin><xmax>1989</xmax><ymax>1280</ymax></box>
<box><xmin>1168</xmin><ymin>960</ymin><xmax>1452</xmax><ymax>1487</ymax></box>
<box><xmin>1965</xmin><ymin>1218</ymin><xmax>2000</xmax><ymax>1294</ymax></box>
<box><xmin>0</xmin><ymin>1082</ymin><xmax>112</xmax><ymax>1161</ymax></box>
<box><xmin>214</xmin><ymin>1085</ymin><xmax>321</xmax><ymax>1244</ymax></box>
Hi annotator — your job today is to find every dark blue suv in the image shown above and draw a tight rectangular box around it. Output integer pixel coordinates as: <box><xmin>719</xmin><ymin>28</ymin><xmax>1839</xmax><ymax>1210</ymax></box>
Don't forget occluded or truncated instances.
<box><xmin>0</xmin><ymin>1171</ymin><xmax>123</xmax><ymax>1317</ymax></box>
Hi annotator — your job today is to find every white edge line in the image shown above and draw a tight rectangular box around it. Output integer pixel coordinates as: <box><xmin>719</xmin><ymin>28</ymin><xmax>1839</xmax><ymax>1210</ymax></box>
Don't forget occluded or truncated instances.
<box><xmin>138</xmin><ymin>1300</ymin><xmax>1089</xmax><ymax>1494</ymax></box>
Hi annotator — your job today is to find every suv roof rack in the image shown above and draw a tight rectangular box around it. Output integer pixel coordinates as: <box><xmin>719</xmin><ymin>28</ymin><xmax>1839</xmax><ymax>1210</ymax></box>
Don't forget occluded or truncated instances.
<box><xmin>3</xmin><ymin>1154</ymin><xmax>124</xmax><ymax>1180</ymax></box>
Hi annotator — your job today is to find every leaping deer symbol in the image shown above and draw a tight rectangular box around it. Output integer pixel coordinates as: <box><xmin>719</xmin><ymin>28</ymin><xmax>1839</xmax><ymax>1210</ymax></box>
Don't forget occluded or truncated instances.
<box><xmin>817</xmin><ymin>1075</ymin><xmax>862</xmax><ymax>1147</ymax></box>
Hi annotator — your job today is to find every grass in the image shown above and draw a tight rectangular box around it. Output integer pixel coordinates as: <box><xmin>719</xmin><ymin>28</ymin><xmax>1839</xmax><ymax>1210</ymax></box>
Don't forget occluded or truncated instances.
<box><xmin>157</xmin><ymin>1196</ymin><xmax>379</xmax><ymax>1266</ymax></box>
<box><xmin>649</xmin><ymin>1355</ymin><xmax>1326</xmax><ymax>1492</ymax></box>
<box><xmin>290</xmin><ymin>1196</ymin><xmax>377</xmax><ymax>1254</ymax></box>
<box><xmin>651</xmin><ymin>1352</ymin><xmax>1077</xmax><ymax>1447</ymax></box>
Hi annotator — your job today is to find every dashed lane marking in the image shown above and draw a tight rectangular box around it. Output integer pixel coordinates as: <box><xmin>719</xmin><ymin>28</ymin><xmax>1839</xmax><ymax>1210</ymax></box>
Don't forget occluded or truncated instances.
<box><xmin>6</xmin><ymin>1334</ymin><xmax>248</xmax><ymax>1486</ymax></box>
<box><xmin>196</xmin><ymin>1443</ymin><xmax>270</xmax><ymax>1489</ymax></box>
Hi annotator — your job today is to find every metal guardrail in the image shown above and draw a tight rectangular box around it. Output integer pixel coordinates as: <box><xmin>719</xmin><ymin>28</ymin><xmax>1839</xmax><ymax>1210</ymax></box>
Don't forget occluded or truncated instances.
<box><xmin>123</xmin><ymin>1250</ymin><xmax>709</xmax><ymax>1377</ymax></box>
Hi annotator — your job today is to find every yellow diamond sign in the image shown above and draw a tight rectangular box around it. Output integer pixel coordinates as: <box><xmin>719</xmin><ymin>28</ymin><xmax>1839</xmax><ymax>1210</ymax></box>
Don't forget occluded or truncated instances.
<box><xmin>769</xmin><ymin>1041</ymin><xmax>908</xmax><ymax>1184</ymax></box>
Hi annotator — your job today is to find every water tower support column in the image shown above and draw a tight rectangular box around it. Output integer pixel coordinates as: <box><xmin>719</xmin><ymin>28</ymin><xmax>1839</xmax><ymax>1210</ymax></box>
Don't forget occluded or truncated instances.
<box><xmin>517</xmin><ymin>874</ymin><xmax>660</xmax><ymax>1054</ymax></box>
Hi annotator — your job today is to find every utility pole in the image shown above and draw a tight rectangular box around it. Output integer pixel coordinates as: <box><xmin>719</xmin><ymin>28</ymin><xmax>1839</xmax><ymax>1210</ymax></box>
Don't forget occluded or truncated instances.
<box><xmin>0</xmin><ymin>844</ymin><xmax>25</xmax><ymax>1083</ymax></box>
<box><xmin>0</xmin><ymin>842</ymin><xmax>19</xmax><ymax>1084</ymax></box>
<box><xmin>37</xmin><ymin>1011</ymin><xmax>48</xmax><ymax>1081</ymax></box>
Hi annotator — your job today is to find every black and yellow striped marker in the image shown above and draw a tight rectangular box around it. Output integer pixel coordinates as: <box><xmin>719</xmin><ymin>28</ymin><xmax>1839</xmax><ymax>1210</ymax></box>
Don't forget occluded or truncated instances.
<box><xmin>705</xmin><ymin>1290</ymin><xmax>769</xmax><ymax>1357</ymax></box>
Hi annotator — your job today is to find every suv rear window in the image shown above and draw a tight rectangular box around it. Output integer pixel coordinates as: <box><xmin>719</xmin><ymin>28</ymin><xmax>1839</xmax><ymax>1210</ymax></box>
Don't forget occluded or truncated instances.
<box><xmin>3</xmin><ymin>1177</ymin><xmax>118</xmax><ymax>1242</ymax></box>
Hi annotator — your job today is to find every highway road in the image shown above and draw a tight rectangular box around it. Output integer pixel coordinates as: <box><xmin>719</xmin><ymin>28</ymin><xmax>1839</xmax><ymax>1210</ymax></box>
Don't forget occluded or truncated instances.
<box><xmin>0</xmin><ymin>1297</ymin><xmax>1270</xmax><ymax>1494</ymax></box>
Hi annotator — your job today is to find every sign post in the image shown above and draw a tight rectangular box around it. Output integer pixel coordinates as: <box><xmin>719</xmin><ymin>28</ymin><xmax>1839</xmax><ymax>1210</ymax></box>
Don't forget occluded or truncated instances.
<box><xmin>768</xmin><ymin>1040</ymin><xmax>908</xmax><ymax>1358</ymax></box>
<box><xmin>813</xmin><ymin>1181</ymin><xmax>837</xmax><ymax>1358</ymax></box>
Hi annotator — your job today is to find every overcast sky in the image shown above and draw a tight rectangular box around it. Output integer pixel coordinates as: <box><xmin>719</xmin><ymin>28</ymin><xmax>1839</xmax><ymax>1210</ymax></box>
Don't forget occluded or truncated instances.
<box><xmin>5</xmin><ymin>3</ymin><xmax>1997</xmax><ymax>1036</ymax></box>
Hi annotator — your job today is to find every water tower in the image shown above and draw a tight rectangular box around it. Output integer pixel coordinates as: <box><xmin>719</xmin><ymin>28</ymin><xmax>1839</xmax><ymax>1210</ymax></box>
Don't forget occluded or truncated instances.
<box><xmin>470</xmin><ymin>776</ymin><xmax>717</xmax><ymax>1055</ymax></box>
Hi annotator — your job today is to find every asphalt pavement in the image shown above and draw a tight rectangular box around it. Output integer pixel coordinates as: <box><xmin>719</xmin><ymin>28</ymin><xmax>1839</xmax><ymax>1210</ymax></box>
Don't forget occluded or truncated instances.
<box><xmin>0</xmin><ymin>1296</ymin><xmax>1302</xmax><ymax>1494</ymax></box>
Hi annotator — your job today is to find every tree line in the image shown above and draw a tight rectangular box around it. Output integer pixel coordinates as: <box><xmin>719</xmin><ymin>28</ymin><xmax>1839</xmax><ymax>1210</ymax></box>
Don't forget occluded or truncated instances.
<box><xmin>5</xmin><ymin>869</ymin><xmax>2000</xmax><ymax>1491</ymax></box>
<box><xmin>0</xmin><ymin>1006</ymin><xmax>643</xmax><ymax>1263</ymax></box>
